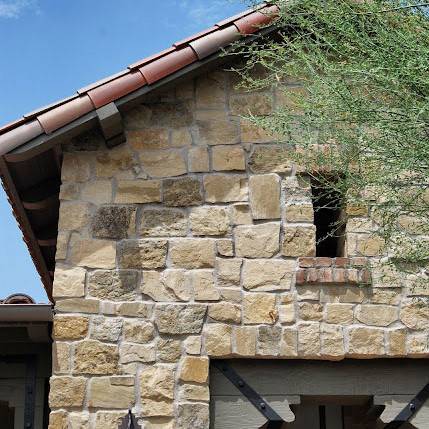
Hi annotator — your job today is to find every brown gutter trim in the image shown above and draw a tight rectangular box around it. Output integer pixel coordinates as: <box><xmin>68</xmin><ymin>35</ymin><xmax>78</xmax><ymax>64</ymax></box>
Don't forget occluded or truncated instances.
<box><xmin>0</xmin><ymin>304</ymin><xmax>53</xmax><ymax>322</ymax></box>
<box><xmin>0</xmin><ymin>157</ymin><xmax>54</xmax><ymax>302</ymax></box>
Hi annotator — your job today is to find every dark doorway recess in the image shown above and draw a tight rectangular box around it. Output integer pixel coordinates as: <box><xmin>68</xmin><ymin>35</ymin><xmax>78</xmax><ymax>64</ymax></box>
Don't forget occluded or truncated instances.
<box><xmin>311</xmin><ymin>177</ymin><xmax>345</xmax><ymax>257</ymax></box>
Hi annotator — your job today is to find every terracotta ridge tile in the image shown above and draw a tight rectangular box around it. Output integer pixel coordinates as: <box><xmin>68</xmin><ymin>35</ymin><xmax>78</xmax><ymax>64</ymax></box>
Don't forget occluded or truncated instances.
<box><xmin>77</xmin><ymin>69</ymin><xmax>130</xmax><ymax>95</ymax></box>
<box><xmin>128</xmin><ymin>46</ymin><xmax>176</xmax><ymax>71</ymax></box>
<box><xmin>173</xmin><ymin>26</ymin><xmax>218</xmax><ymax>49</ymax></box>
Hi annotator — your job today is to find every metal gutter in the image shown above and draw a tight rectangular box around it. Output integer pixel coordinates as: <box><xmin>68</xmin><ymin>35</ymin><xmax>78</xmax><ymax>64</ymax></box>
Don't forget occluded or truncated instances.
<box><xmin>0</xmin><ymin>304</ymin><xmax>53</xmax><ymax>322</ymax></box>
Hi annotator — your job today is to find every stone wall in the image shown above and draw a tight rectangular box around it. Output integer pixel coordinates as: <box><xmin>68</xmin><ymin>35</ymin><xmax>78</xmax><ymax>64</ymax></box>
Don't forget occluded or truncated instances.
<box><xmin>49</xmin><ymin>67</ymin><xmax>429</xmax><ymax>428</ymax></box>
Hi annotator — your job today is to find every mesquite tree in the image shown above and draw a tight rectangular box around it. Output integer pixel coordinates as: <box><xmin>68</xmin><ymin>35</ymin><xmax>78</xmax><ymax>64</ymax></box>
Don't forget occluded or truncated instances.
<box><xmin>232</xmin><ymin>0</ymin><xmax>428</xmax><ymax>292</ymax></box>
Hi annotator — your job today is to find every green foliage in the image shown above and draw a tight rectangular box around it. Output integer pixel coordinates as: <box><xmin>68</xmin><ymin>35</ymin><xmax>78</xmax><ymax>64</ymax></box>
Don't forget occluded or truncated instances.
<box><xmin>233</xmin><ymin>0</ymin><xmax>428</xmax><ymax>291</ymax></box>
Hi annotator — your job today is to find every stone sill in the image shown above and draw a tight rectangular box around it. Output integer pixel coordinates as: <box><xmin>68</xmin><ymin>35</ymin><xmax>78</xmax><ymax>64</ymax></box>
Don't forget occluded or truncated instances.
<box><xmin>296</xmin><ymin>257</ymin><xmax>371</xmax><ymax>285</ymax></box>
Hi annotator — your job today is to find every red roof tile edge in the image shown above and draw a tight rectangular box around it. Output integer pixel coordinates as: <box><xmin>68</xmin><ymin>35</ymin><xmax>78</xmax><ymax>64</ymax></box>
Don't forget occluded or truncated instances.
<box><xmin>0</xmin><ymin>4</ymin><xmax>278</xmax><ymax>153</ymax></box>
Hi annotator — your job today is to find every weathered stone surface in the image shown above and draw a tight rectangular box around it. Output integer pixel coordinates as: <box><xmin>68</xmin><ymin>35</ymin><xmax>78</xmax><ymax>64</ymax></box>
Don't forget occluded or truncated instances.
<box><xmin>70</xmin><ymin>239</ymin><xmax>116</xmax><ymax>269</ymax></box>
<box><xmin>370</xmin><ymin>290</ymin><xmax>401</xmax><ymax>305</ymax></box>
<box><xmin>242</xmin><ymin>259</ymin><xmax>294</xmax><ymax>291</ymax></box>
<box><xmin>283</xmin><ymin>175</ymin><xmax>312</xmax><ymax>202</ymax></box>
<box><xmin>88</xmin><ymin>270</ymin><xmax>138</xmax><ymax>301</ymax></box>
<box><xmin>177</xmin><ymin>403</ymin><xmax>209</xmax><ymax>429</ymax></box>
<box><xmin>322</xmin><ymin>325</ymin><xmax>344</xmax><ymax>357</ymax></box>
<box><xmin>197</xmin><ymin>121</ymin><xmax>239</xmax><ymax>146</ymax></box>
<box><xmin>139</xmin><ymin>208</ymin><xmax>187</xmax><ymax>237</ymax></box>
<box><xmin>158</xmin><ymin>339</ymin><xmax>182</xmax><ymax>362</ymax></box>
<box><xmin>74</xmin><ymin>340</ymin><xmax>119</xmax><ymax>374</ymax></box>
<box><xmin>94</xmin><ymin>412</ymin><xmax>128</xmax><ymax>429</ymax></box>
<box><xmin>53</xmin><ymin>316</ymin><xmax>88</xmax><ymax>340</ymax></box>
<box><xmin>171</xmin><ymin>128</ymin><xmax>192</xmax><ymax>147</ymax></box>
<box><xmin>188</xmin><ymin>146</ymin><xmax>210</xmax><ymax>172</ymax></box>
<box><xmin>141</xmin><ymin>270</ymin><xmax>190</xmax><ymax>302</ymax></box>
<box><xmin>357</xmin><ymin>236</ymin><xmax>385</xmax><ymax>256</ymax></box>
<box><xmin>128</xmin><ymin>129</ymin><xmax>169</xmax><ymax>149</ymax></box>
<box><xmin>81</xmin><ymin>181</ymin><xmax>113</xmax><ymax>205</ymax></box>
<box><xmin>248</xmin><ymin>145</ymin><xmax>293</xmax><ymax>173</ymax></box>
<box><xmin>114</xmin><ymin>181</ymin><xmax>162</xmax><ymax>204</ymax></box>
<box><xmin>285</xmin><ymin>204</ymin><xmax>314</xmax><ymax>222</ymax></box>
<box><xmin>279</xmin><ymin>304</ymin><xmax>296</xmax><ymax>324</ymax></box>
<box><xmin>55</xmin><ymin>232</ymin><xmax>69</xmax><ymax>260</ymax></box>
<box><xmin>196</xmin><ymin>72</ymin><xmax>225</xmax><ymax>108</ymax></box>
<box><xmin>48</xmin><ymin>411</ymin><xmax>68</xmax><ymax>429</ymax></box>
<box><xmin>258</xmin><ymin>326</ymin><xmax>281</xmax><ymax>355</ymax></box>
<box><xmin>212</xmin><ymin>145</ymin><xmax>245</xmax><ymax>171</ymax></box>
<box><xmin>235</xmin><ymin>326</ymin><xmax>256</xmax><ymax>356</ymax></box>
<box><xmin>205</xmin><ymin>324</ymin><xmax>232</xmax><ymax>356</ymax></box>
<box><xmin>58</xmin><ymin>202</ymin><xmax>89</xmax><ymax>231</ymax></box>
<box><xmin>389</xmin><ymin>328</ymin><xmax>407</xmax><ymax>356</ymax></box>
<box><xmin>400</xmin><ymin>300</ymin><xmax>429</xmax><ymax>330</ymax></box>
<box><xmin>190</xmin><ymin>206</ymin><xmax>231</xmax><ymax>236</ymax></box>
<box><xmin>170</xmin><ymin>239</ymin><xmax>215</xmax><ymax>269</ymax></box>
<box><xmin>220</xmin><ymin>288</ymin><xmax>241</xmax><ymax>303</ymax></box>
<box><xmin>282</xmin><ymin>226</ymin><xmax>316</xmax><ymax>257</ymax></box>
<box><xmin>204</xmin><ymin>174</ymin><xmax>248</xmax><ymax>203</ymax></box>
<box><xmin>59</xmin><ymin>183</ymin><xmax>79</xmax><ymax>201</ymax></box>
<box><xmin>232</xmin><ymin>203</ymin><xmax>252</xmax><ymax>225</ymax></box>
<box><xmin>116</xmin><ymin>302</ymin><xmax>152</xmax><ymax>318</ymax></box>
<box><xmin>52</xmin><ymin>342</ymin><xmax>70</xmax><ymax>374</ymax></box>
<box><xmin>120</xmin><ymin>343</ymin><xmax>155</xmax><ymax>363</ymax></box>
<box><xmin>243</xmin><ymin>294</ymin><xmax>277</xmax><ymax>324</ymax></box>
<box><xmin>298</xmin><ymin>323</ymin><xmax>321</xmax><ymax>357</ymax></box>
<box><xmin>179</xmin><ymin>357</ymin><xmax>209</xmax><ymax>383</ymax></box>
<box><xmin>209</xmin><ymin>302</ymin><xmax>241</xmax><ymax>323</ymax></box>
<box><xmin>408</xmin><ymin>334</ymin><xmax>429</xmax><ymax>356</ymax></box>
<box><xmin>88</xmin><ymin>377</ymin><xmax>135</xmax><ymax>408</ymax></box>
<box><xmin>216</xmin><ymin>239</ymin><xmax>234</xmax><ymax>257</ymax></box>
<box><xmin>216</xmin><ymin>258</ymin><xmax>242</xmax><ymax>286</ymax></box>
<box><xmin>325</xmin><ymin>303</ymin><xmax>354</xmax><ymax>324</ymax></box>
<box><xmin>184</xmin><ymin>336</ymin><xmax>201</xmax><ymax>355</ymax></box>
<box><xmin>145</xmin><ymin>418</ymin><xmax>174</xmax><ymax>429</ymax></box>
<box><xmin>230</xmin><ymin>93</ymin><xmax>272</xmax><ymax>116</ymax></box>
<box><xmin>193</xmin><ymin>270</ymin><xmax>220</xmax><ymax>301</ymax></box>
<box><xmin>50</xmin><ymin>377</ymin><xmax>86</xmax><ymax>408</ymax></box>
<box><xmin>118</xmin><ymin>239</ymin><xmax>167</xmax><ymax>269</ymax></box>
<box><xmin>139</xmin><ymin>149</ymin><xmax>186</xmax><ymax>178</ymax></box>
<box><xmin>249</xmin><ymin>174</ymin><xmax>281</xmax><ymax>220</ymax></box>
<box><xmin>281</xmin><ymin>328</ymin><xmax>298</xmax><ymax>357</ymax></box>
<box><xmin>346</xmin><ymin>218</ymin><xmax>373</xmax><ymax>233</ymax></box>
<box><xmin>299</xmin><ymin>303</ymin><xmax>324</xmax><ymax>322</ymax></box>
<box><xmin>180</xmin><ymin>384</ymin><xmax>210</xmax><ymax>401</ymax></box>
<box><xmin>145</xmin><ymin>101</ymin><xmax>193</xmax><ymax>127</ymax></box>
<box><xmin>53</xmin><ymin>265</ymin><xmax>86</xmax><ymax>298</ymax></box>
<box><xmin>235</xmin><ymin>223</ymin><xmax>280</xmax><ymax>258</ymax></box>
<box><xmin>140</xmin><ymin>365</ymin><xmax>175</xmax><ymax>417</ymax></box>
<box><xmin>398</xmin><ymin>214</ymin><xmax>428</xmax><ymax>234</ymax></box>
<box><xmin>124</xmin><ymin>321</ymin><xmax>154</xmax><ymax>343</ymax></box>
<box><xmin>356</xmin><ymin>305</ymin><xmax>398</xmax><ymax>327</ymax></box>
<box><xmin>240</xmin><ymin>120</ymin><xmax>273</xmax><ymax>143</ymax></box>
<box><xmin>93</xmin><ymin>145</ymin><xmax>136</xmax><ymax>178</ymax></box>
<box><xmin>62</xmin><ymin>154</ymin><xmax>90</xmax><ymax>182</ymax></box>
<box><xmin>163</xmin><ymin>177</ymin><xmax>202</xmax><ymax>206</ymax></box>
<box><xmin>91</xmin><ymin>316</ymin><xmax>122</xmax><ymax>342</ymax></box>
<box><xmin>155</xmin><ymin>304</ymin><xmax>207</xmax><ymax>334</ymax></box>
<box><xmin>348</xmin><ymin>327</ymin><xmax>385</xmax><ymax>357</ymax></box>
<box><xmin>91</xmin><ymin>206</ymin><xmax>136</xmax><ymax>239</ymax></box>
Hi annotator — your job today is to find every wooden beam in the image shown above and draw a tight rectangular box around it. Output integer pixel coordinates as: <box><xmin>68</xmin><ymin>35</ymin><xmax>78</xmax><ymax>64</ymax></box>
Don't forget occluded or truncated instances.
<box><xmin>36</xmin><ymin>223</ymin><xmax>57</xmax><ymax>247</ymax></box>
<box><xmin>20</xmin><ymin>178</ymin><xmax>60</xmax><ymax>210</ymax></box>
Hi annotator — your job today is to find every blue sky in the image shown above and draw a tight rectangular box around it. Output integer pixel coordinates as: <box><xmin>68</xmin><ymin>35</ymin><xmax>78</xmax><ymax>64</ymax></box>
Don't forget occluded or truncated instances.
<box><xmin>0</xmin><ymin>0</ymin><xmax>246</xmax><ymax>303</ymax></box>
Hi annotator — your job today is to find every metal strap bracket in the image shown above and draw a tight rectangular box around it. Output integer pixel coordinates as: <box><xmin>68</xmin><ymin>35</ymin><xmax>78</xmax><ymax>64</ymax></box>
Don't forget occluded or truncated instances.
<box><xmin>118</xmin><ymin>408</ymin><xmax>142</xmax><ymax>429</ymax></box>
<box><xmin>213</xmin><ymin>360</ymin><xmax>285</xmax><ymax>428</ymax></box>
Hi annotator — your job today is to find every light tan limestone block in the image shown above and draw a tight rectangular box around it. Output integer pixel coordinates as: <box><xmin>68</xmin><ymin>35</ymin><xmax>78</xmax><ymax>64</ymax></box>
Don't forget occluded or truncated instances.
<box><xmin>158</xmin><ymin>339</ymin><xmax>182</xmax><ymax>363</ymax></box>
<box><xmin>128</xmin><ymin>129</ymin><xmax>168</xmax><ymax>149</ymax></box>
<box><xmin>235</xmin><ymin>223</ymin><xmax>280</xmax><ymax>258</ymax></box>
<box><xmin>141</xmin><ymin>269</ymin><xmax>190</xmax><ymax>302</ymax></box>
<box><xmin>53</xmin><ymin>264</ymin><xmax>86</xmax><ymax>298</ymax></box>
<box><xmin>357</xmin><ymin>236</ymin><xmax>385</xmax><ymax>256</ymax></box>
<box><xmin>240</xmin><ymin>119</ymin><xmax>273</xmax><ymax>143</ymax></box>
<box><xmin>62</xmin><ymin>154</ymin><xmax>90</xmax><ymax>182</ymax></box>
<box><xmin>325</xmin><ymin>303</ymin><xmax>354</xmax><ymax>324</ymax></box>
<box><xmin>58</xmin><ymin>202</ymin><xmax>89</xmax><ymax>231</ymax></box>
<box><xmin>170</xmin><ymin>238</ymin><xmax>215</xmax><ymax>269</ymax></box>
<box><xmin>188</xmin><ymin>146</ymin><xmax>210</xmax><ymax>172</ymax></box>
<box><xmin>230</xmin><ymin>93</ymin><xmax>272</xmax><ymax>116</ymax></box>
<box><xmin>248</xmin><ymin>145</ymin><xmax>293</xmax><ymax>173</ymax></box>
<box><xmin>53</xmin><ymin>316</ymin><xmax>88</xmax><ymax>340</ymax></box>
<box><xmin>282</xmin><ymin>226</ymin><xmax>316</xmax><ymax>257</ymax></box>
<box><xmin>73</xmin><ymin>340</ymin><xmax>119</xmax><ymax>375</ymax></box>
<box><xmin>400</xmin><ymin>300</ymin><xmax>429</xmax><ymax>330</ymax></box>
<box><xmin>388</xmin><ymin>328</ymin><xmax>407</xmax><ymax>356</ymax></box>
<box><xmin>216</xmin><ymin>239</ymin><xmax>234</xmax><ymax>256</ymax></box>
<box><xmin>59</xmin><ymin>183</ymin><xmax>79</xmax><ymax>201</ymax></box>
<box><xmin>155</xmin><ymin>304</ymin><xmax>207</xmax><ymax>334</ymax></box>
<box><xmin>203</xmin><ymin>174</ymin><xmax>248</xmax><ymax>202</ymax></box>
<box><xmin>114</xmin><ymin>180</ymin><xmax>162</xmax><ymax>204</ymax></box>
<box><xmin>163</xmin><ymin>177</ymin><xmax>202</xmax><ymax>206</ymax></box>
<box><xmin>196</xmin><ymin>72</ymin><xmax>225</xmax><ymax>108</ymax></box>
<box><xmin>88</xmin><ymin>270</ymin><xmax>137</xmax><ymax>301</ymax></box>
<box><xmin>179</xmin><ymin>357</ymin><xmax>209</xmax><ymax>383</ymax></box>
<box><xmin>81</xmin><ymin>180</ymin><xmax>112</xmax><ymax>204</ymax></box>
<box><xmin>235</xmin><ymin>326</ymin><xmax>256</xmax><ymax>356</ymax></box>
<box><xmin>190</xmin><ymin>206</ymin><xmax>231</xmax><ymax>236</ymax></box>
<box><xmin>69</xmin><ymin>412</ymin><xmax>90</xmax><ymax>429</ymax></box>
<box><xmin>220</xmin><ymin>288</ymin><xmax>241</xmax><ymax>303</ymax></box>
<box><xmin>281</xmin><ymin>328</ymin><xmax>298</xmax><ymax>357</ymax></box>
<box><xmin>285</xmin><ymin>204</ymin><xmax>314</xmax><ymax>222</ymax></box>
<box><xmin>242</xmin><ymin>259</ymin><xmax>294</xmax><ymax>291</ymax></box>
<box><xmin>356</xmin><ymin>305</ymin><xmax>398</xmax><ymax>327</ymax></box>
<box><xmin>70</xmin><ymin>239</ymin><xmax>116</xmax><ymax>269</ymax></box>
<box><xmin>116</xmin><ymin>302</ymin><xmax>152</xmax><ymax>318</ymax></box>
<box><xmin>55</xmin><ymin>232</ymin><xmax>69</xmax><ymax>260</ymax></box>
<box><xmin>88</xmin><ymin>377</ymin><xmax>135</xmax><ymax>408</ymax></box>
<box><xmin>370</xmin><ymin>289</ymin><xmax>401</xmax><ymax>305</ymax></box>
<box><xmin>171</xmin><ymin>128</ymin><xmax>192</xmax><ymax>147</ymax></box>
<box><xmin>232</xmin><ymin>203</ymin><xmax>252</xmax><ymax>225</ymax></box>
<box><xmin>177</xmin><ymin>403</ymin><xmax>209</xmax><ymax>429</ymax></box>
<box><xmin>197</xmin><ymin>121</ymin><xmax>239</xmax><ymax>146</ymax></box>
<box><xmin>93</xmin><ymin>144</ymin><xmax>136</xmax><ymax>178</ymax></box>
<box><xmin>408</xmin><ymin>334</ymin><xmax>429</xmax><ymax>356</ymax></box>
<box><xmin>118</xmin><ymin>239</ymin><xmax>167</xmax><ymax>269</ymax></box>
<box><xmin>52</xmin><ymin>342</ymin><xmax>70</xmax><ymax>374</ymax></box>
<box><xmin>49</xmin><ymin>376</ymin><xmax>86</xmax><ymax>408</ymax></box>
<box><xmin>145</xmin><ymin>418</ymin><xmax>175</xmax><ymax>429</ymax></box>
<box><xmin>55</xmin><ymin>298</ymin><xmax>99</xmax><ymax>314</ymax></box>
<box><xmin>322</xmin><ymin>324</ymin><xmax>344</xmax><ymax>358</ymax></box>
<box><xmin>139</xmin><ymin>149</ymin><xmax>186</xmax><ymax>178</ymax></box>
<box><xmin>48</xmin><ymin>411</ymin><xmax>67</xmax><ymax>429</ymax></box>
<box><xmin>348</xmin><ymin>327</ymin><xmax>385</xmax><ymax>357</ymax></box>
<box><xmin>94</xmin><ymin>412</ymin><xmax>128</xmax><ymax>429</ymax></box>
<box><xmin>209</xmin><ymin>302</ymin><xmax>241</xmax><ymax>323</ymax></box>
<box><xmin>120</xmin><ymin>343</ymin><xmax>156</xmax><ymax>364</ymax></box>
<box><xmin>243</xmin><ymin>293</ymin><xmax>277</xmax><ymax>324</ymax></box>
<box><xmin>250</xmin><ymin>174</ymin><xmax>281</xmax><ymax>219</ymax></box>
<box><xmin>123</xmin><ymin>321</ymin><xmax>154</xmax><ymax>344</ymax></box>
<box><xmin>193</xmin><ymin>270</ymin><xmax>220</xmax><ymax>301</ymax></box>
<box><xmin>204</xmin><ymin>323</ymin><xmax>232</xmax><ymax>356</ymax></box>
<box><xmin>91</xmin><ymin>316</ymin><xmax>122</xmax><ymax>342</ymax></box>
<box><xmin>298</xmin><ymin>323</ymin><xmax>321</xmax><ymax>357</ymax></box>
<box><xmin>258</xmin><ymin>326</ymin><xmax>281</xmax><ymax>356</ymax></box>
<box><xmin>212</xmin><ymin>145</ymin><xmax>245</xmax><ymax>171</ymax></box>
<box><xmin>184</xmin><ymin>336</ymin><xmax>202</xmax><ymax>355</ymax></box>
<box><xmin>299</xmin><ymin>303</ymin><xmax>324</xmax><ymax>322</ymax></box>
<box><xmin>279</xmin><ymin>304</ymin><xmax>296</xmax><ymax>324</ymax></box>
<box><xmin>216</xmin><ymin>258</ymin><xmax>242</xmax><ymax>286</ymax></box>
<box><xmin>180</xmin><ymin>384</ymin><xmax>210</xmax><ymax>401</ymax></box>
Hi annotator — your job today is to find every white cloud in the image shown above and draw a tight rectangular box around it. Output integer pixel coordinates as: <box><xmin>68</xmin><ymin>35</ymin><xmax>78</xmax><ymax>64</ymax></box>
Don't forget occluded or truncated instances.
<box><xmin>0</xmin><ymin>0</ymin><xmax>38</xmax><ymax>18</ymax></box>
<box><xmin>180</xmin><ymin>0</ymin><xmax>237</xmax><ymax>29</ymax></box>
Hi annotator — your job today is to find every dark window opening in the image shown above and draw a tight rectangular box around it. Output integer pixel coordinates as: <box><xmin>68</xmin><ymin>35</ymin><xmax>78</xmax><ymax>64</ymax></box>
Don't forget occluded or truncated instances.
<box><xmin>311</xmin><ymin>178</ymin><xmax>345</xmax><ymax>257</ymax></box>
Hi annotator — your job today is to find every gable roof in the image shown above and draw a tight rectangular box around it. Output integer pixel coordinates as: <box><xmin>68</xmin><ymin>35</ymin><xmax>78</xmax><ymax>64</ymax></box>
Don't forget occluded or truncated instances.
<box><xmin>0</xmin><ymin>4</ymin><xmax>279</xmax><ymax>303</ymax></box>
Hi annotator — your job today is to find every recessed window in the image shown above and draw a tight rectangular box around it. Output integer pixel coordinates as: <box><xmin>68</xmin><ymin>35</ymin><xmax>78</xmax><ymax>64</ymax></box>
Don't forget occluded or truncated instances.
<box><xmin>311</xmin><ymin>177</ymin><xmax>345</xmax><ymax>257</ymax></box>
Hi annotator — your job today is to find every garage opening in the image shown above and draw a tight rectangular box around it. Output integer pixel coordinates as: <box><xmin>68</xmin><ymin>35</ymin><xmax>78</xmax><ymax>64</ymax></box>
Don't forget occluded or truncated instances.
<box><xmin>210</xmin><ymin>359</ymin><xmax>429</xmax><ymax>429</ymax></box>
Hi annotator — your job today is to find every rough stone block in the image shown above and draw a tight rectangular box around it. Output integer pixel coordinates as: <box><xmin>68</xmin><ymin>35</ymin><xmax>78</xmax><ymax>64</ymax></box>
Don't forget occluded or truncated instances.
<box><xmin>190</xmin><ymin>206</ymin><xmax>231</xmax><ymax>236</ymax></box>
<box><xmin>170</xmin><ymin>239</ymin><xmax>215</xmax><ymax>269</ymax></box>
<box><xmin>298</xmin><ymin>323</ymin><xmax>320</xmax><ymax>357</ymax></box>
<box><xmin>118</xmin><ymin>239</ymin><xmax>167</xmax><ymax>269</ymax></box>
<box><xmin>73</xmin><ymin>340</ymin><xmax>119</xmax><ymax>375</ymax></box>
<box><xmin>258</xmin><ymin>326</ymin><xmax>281</xmax><ymax>356</ymax></box>
<box><xmin>400</xmin><ymin>300</ymin><xmax>429</xmax><ymax>330</ymax></box>
<box><xmin>203</xmin><ymin>174</ymin><xmax>248</xmax><ymax>203</ymax></box>
<box><xmin>388</xmin><ymin>328</ymin><xmax>407</xmax><ymax>356</ymax></box>
<box><xmin>243</xmin><ymin>293</ymin><xmax>277</xmax><ymax>324</ymax></box>
<box><xmin>91</xmin><ymin>316</ymin><xmax>122</xmax><ymax>342</ymax></box>
<box><xmin>163</xmin><ymin>177</ymin><xmax>202</xmax><ymax>206</ymax></box>
<box><xmin>325</xmin><ymin>303</ymin><xmax>354</xmax><ymax>324</ymax></box>
<box><xmin>212</xmin><ymin>145</ymin><xmax>245</xmax><ymax>171</ymax></box>
<box><xmin>282</xmin><ymin>226</ymin><xmax>316</xmax><ymax>257</ymax></box>
<box><xmin>62</xmin><ymin>154</ymin><xmax>90</xmax><ymax>182</ymax></box>
<box><xmin>216</xmin><ymin>258</ymin><xmax>242</xmax><ymax>286</ymax></box>
<box><xmin>179</xmin><ymin>357</ymin><xmax>209</xmax><ymax>383</ymax></box>
<box><xmin>235</xmin><ymin>223</ymin><xmax>280</xmax><ymax>258</ymax></box>
<box><xmin>139</xmin><ymin>149</ymin><xmax>186</xmax><ymax>178</ymax></box>
<box><xmin>279</xmin><ymin>304</ymin><xmax>296</xmax><ymax>324</ymax></box>
<box><xmin>209</xmin><ymin>302</ymin><xmax>241</xmax><ymax>323</ymax></box>
<box><xmin>141</xmin><ymin>269</ymin><xmax>190</xmax><ymax>302</ymax></box>
<box><xmin>81</xmin><ymin>180</ymin><xmax>113</xmax><ymax>205</ymax></box>
<box><xmin>193</xmin><ymin>270</ymin><xmax>220</xmax><ymax>301</ymax></box>
<box><xmin>188</xmin><ymin>146</ymin><xmax>209</xmax><ymax>172</ymax></box>
<box><xmin>114</xmin><ymin>181</ymin><xmax>162</xmax><ymax>204</ymax></box>
<box><xmin>348</xmin><ymin>327</ymin><xmax>385</xmax><ymax>357</ymax></box>
<box><xmin>232</xmin><ymin>203</ymin><xmax>252</xmax><ymax>225</ymax></box>
<box><xmin>357</xmin><ymin>236</ymin><xmax>385</xmax><ymax>256</ymax></box>
<box><xmin>49</xmin><ymin>377</ymin><xmax>86</xmax><ymax>408</ymax></box>
<box><xmin>242</xmin><ymin>259</ymin><xmax>294</xmax><ymax>291</ymax></box>
<box><xmin>58</xmin><ymin>202</ymin><xmax>89</xmax><ymax>231</ymax></box>
<box><xmin>91</xmin><ymin>206</ymin><xmax>136</xmax><ymax>239</ymax></box>
<box><xmin>124</xmin><ymin>321</ymin><xmax>154</xmax><ymax>343</ymax></box>
<box><xmin>93</xmin><ymin>144</ymin><xmax>136</xmax><ymax>179</ymax></box>
<box><xmin>235</xmin><ymin>326</ymin><xmax>256</xmax><ymax>356</ymax></box>
<box><xmin>248</xmin><ymin>145</ymin><xmax>293</xmax><ymax>173</ymax></box>
<box><xmin>52</xmin><ymin>342</ymin><xmax>71</xmax><ymax>374</ymax></box>
<box><xmin>53</xmin><ymin>265</ymin><xmax>86</xmax><ymax>298</ymax></box>
<box><xmin>281</xmin><ymin>328</ymin><xmax>298</xmax><ymax>357</ymax></box>
<box><xmin>139</xmin><ymin>208</ymin><xmax>187</xmax><ymax>237</ymax></box>
<box><xmin>155</xmin><ymin>304</ymin><xmax>207</xmax><ymax>334</ymax></box>
<box><xmin>250</xmin><ymin>174</ymin><xmax>281</xmax><ymax>219</ymax></box>
<box><xmin>196</xmin><ymin>72</ymin><xmax>225</xmax><ymax>108</ymax></box>
<box><xmin>197</xmin><ymin>121</ymin><xmax>239</xmax><ymax>146</ymax></box>
<box><xmin>70</xmin><ymin>239</ymin><xmax>116</xmax><ymax>269</ymax></box>
<box><xmin>88</xmin><ymin>377</ymin><xmax>135</xmax><ymax>408</ymax></box>
<box><xmin>128</xmin><ymin>129</ymin><xmax>168</xmax><ymax>149</ymax></box>
<box><xmin>157</xmin><ymin>339</ymin><xmax>182</xmax><ymax>363</ymax></box>
<box><xmin>356</xmin><ymin>305</ymin><xmax>398</xmax><ymax>327</ymax></box>
<box><xmin>120</xmin><ymin>343</ymin><xmax>156</xmax><ymax>363</ymax></box>
<box><xmin>53</xmin><ymin>316</ymin><xmax>88</xmax><ymax>340</ymax></box>
<box><xmin>216</xmin><ymin>239</ymin><xmax>234</xmax><ymax>257</ymax></box>
<box><xmin>230</xmin><ymin>93</ymin><xmax>272</xmax><ymax>116</ymax></box>
<box><xmin>285</xmin><ymin>204</ymin><xmax>314</xmax><ymax>222</ymax></box>
<box><xmin>298</xmin><ymin>303</ymin><xmax>323</xmax><ymax>322</ymax></box>
<box><xmin>204</xmin><ymin>324</ymin><xmax>232</xmax><ymax>356</ymax></box>
<box><xmin>177</xmin><ymin>403</ymin><xmax>209</xmax><ymax>429</ymax></box>
<box><xmin>171</xmin><ymin>128</ymin><xmax>192</xmax><ymax>147</ymax></box>
<box><xmin>322</xmin><ymin>325</ymin><xmax>344</xmax><ymax>357</ymax></box>
<box><xmin>88</xmin><ymin>270</ymin><xmax>137</xmax><ymax>301</ymax></box>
